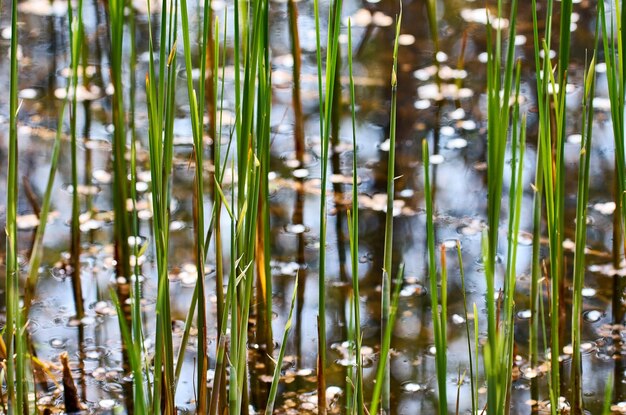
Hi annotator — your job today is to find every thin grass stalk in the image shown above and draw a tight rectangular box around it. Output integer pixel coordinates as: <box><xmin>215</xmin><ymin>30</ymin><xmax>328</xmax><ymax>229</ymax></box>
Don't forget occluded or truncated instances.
<box><xmin>24</xmin><ymin>104</ymin><xmax>65</xmax><ymax>310</ymax></box>
<box><xmin>145</xmin><ymin>0</ymin><xmax>179</xmax><ymax>409</ymax></box>
<box><xmin>213</xmin><ymin>16</ymin><xmax>228</xmax><ymax>413</ymax></box>
<box><xmin>347</xmin><ymin>19</ymin><xmax>364</xmax><ymax>415</ymax></box>
<box><xmin>425</xmin><ymin>0</ymin><xmax>440</xmax><ymax>88</ymax></box>
<box><xmin>529</xmin><ymin>131</ymin><xmax>543</xmax><ymax>358</ymax></box>
<box><xmin>174</xmin><ymin>16</ymin><xmax>232</xmax><ymax>393</ymax></box>
<box><xmin>483</xmin><ymin>0</ymin><xmax>518</xmax><ymax>411</ymax></box>
<box><xmin>503</xmin><ymin>104</ymin><xmax>525</xmax><ymax>413</ymax></box>
<box><xmin>109</xmin><ymin>0</ymin><xmax>131</xmax><ymax>282</ymax></box>
<box><xmin>255</xmin><ymin>3</ymin><xmax>273</xmax><ymax>370</ymax></box>
<box><xmin>5</xmin><ymin>0</ymin><xmax>20</xmax><ymax>409</ymax></box>
<box><xmin>369</xmin><ymin>264</ymin><xmax>404</xmax><ymax>415</ymax></box>
<box><xmin>313</xmin><ymin>0</ymin><xmax>344</xmax><ymax>408</ymax></box>
<box><xmin>571</xmin><ymin>54</ymin><xmax>596</xmax><ymax>415</ymax></box>
<box><xmin>265</xmin><ymin>279</ymin><xmax>298</xmax><ymax>415</ymax></box>
<box><xmin>179</xmin><ymin>0</ymin><xmax>210</xmax><ymax>409</ymax></box>
<box><xmin>599</xmin><ymin>0</ymin><xmax>626</xmax><ymax>330</ymax></box>
<box><xmin>555</xmin><ymin>2</ymin><xmax>573</xmax><ymax>396</ymax></box>
<box><xmin>230</xmin><ymin>0</ymin><xmax>271</xmax><ymax>407</ymax></box>
<box><xmin>473</xmin><ymin>302</ymin><xmax>479</xmax><ymax>412</ymax></box>
<box><xmin>68</xmin><ymin>0</ymin><xmax>85</xmax><ymax>319</ymax></box>
<box><xmin>543</xmin><ymin>39</ymin><xmax>567</xmax><ymax>413</ymax></box>
<box><xmin>422</xmin><ymin>139</ymin><xmax>447</xmax><ymax>415</ymax></box>
<box><xmin>127</xmin><ymin>1</ymin><xmax>152</xmax><ymax>405</ymax></box>
<box><xmin>604</xmin><ymin>374</ymin><xmax>614</xmax><ymax>415</ymax></box>
<box><xmin>380</xmin><ymin>12</ymin><xmax>401</xmax><ymax>413</ymax></box>
<box><xmin>456</xmin><ymin>242</ymin><xmax>475</xmax><ymax>415</ymax></box>
<box><xmin>288</xmin><ymin>0</ymin><xmax>304</xmax><ymax>164</ymax></box>
<box><xmin>110</xmin><ymin>288</ymin><xmax>146</xmax><ymax>414</ymax></box>
<box><xmin>531</xmin><ymin>2</ymin><xmax>561</xmax><ymax>409</ymax></box>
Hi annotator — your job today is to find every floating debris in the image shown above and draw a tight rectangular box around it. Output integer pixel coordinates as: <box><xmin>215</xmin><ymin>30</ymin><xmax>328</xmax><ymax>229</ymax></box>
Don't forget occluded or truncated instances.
<box><xmin>403</xmin><ymin>382</ymin><xmax>426</xmax><ymax>392</ymax></box>
<box><xmin>19</xmin><ymin>88</ymin><xmax>41</xmax><ymax>100</ymax></box>
<box><xmin>460</xmin><ymin>8</ymin><xmax>509</xmax><ymax>29</ymax></box>
<box><xmin>581</xmin><ymin>287</ymin><xmax>596</xmax><ymax>298</ymax></box>
<box><xmin>583</xmin><ymin>309</ymin><xmax>603</xmax><ymax>323</ymax></box>
<box><xmin>398</xmin><ymin>34</ymin><xmax>415</xmax><ymax>46</ymax></box>
<box><xmin>54</xmin><ymin>85</ymin><xmax>102</xmax><ymax>101</ymax></box>
<box><xmin>19</xmin><ymin>0</ymin><xmax>68</xmax><ymax>16</ymax></box>
<box><xmin>451</xmin><ymin>314</ymin><xmax>466</xmax><ymax>325</ymax></box>
<box><xmin>417</xmin><ymin>83</ymin><xmax>474</xmax><ymax>101</ymax></box>
<box><xmin>414</xmin><ymin>99</ymin><xmax>431</xmax><ymax>110</ymax></box>
<box><xmin>372</xmin><ymin>11</ymin><xmax>393</xmax><ymax>27</ymax></box>
<box><xmin>285</xmin><ymin>223</ymin><xmax>307</xmax><ymax>234</ymax></box>
<box><xmin>446</xmin><ymin>137</ymin><xmax>468</xmax><ymax>150</ymax></box>
<box><xmin>430</xmin><ymin>154</ymin><xmax>445</xmax><ymax>165</ymax></box>
<box><xmin>593</xmin><ymin>201</ymin><xmax>616</xmax><ymax>215</ymax></box>
<box><xmin>16</xmin><ymin>213</ymin><xmax>58</xmax><ymax>231</ymax></box>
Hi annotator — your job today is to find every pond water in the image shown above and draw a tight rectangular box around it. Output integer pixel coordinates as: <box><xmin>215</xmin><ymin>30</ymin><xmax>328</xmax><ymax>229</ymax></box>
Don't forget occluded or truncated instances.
<box><xmin>0</xmin><ymin>0</ymin><xmax>624</xmax><ymax>413</ymax></box>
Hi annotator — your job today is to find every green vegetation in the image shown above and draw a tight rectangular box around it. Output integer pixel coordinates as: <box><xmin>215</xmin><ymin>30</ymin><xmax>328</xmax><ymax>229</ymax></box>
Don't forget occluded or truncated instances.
<box><xmin>2</xmin><ymin>0</ymin><xmax>624</xmax><ymax>414</ymax></box>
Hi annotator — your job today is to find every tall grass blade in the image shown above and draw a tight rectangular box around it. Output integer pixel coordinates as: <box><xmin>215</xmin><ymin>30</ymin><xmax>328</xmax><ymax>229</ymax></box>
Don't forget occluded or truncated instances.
<box><xmin>571</xmin><ymin>54</ymin><xmax>596</xmax><ymax>415</ymax></box>
<box><xmin>265</xmin><ymin>279</ymin><xmax>298</xmax><ymax>415</ymax></box>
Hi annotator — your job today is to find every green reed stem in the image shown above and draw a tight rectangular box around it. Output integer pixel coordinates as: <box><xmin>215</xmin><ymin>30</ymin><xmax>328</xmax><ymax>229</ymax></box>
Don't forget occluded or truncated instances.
<box><xmin>145</xmin><ymin>0</ymin><xmax>178</xmax><ymax>409</ymax></box>
<box><xmin>484</xmin><ymin>0</ymin><xmax>519</xmax><ymax>411</ymax></box>
<box><xmin>347</xmin><ymin>19</ymin><xmax>364</xmax><ymax>415</ymax></box>
<box><xmin>108</xmin><ymin>0</ymin><xmax>131</xmax><ymax>282</ymax></box>
<box><xmin>422</xmin><ymin>139</ymin><xmax>447</xmax><ymax>415</ymax></box>
<box><xmin>5</xmin><ymin>0</ymin><xmax>20</xmax><ymax>409</ymax></box>
<box><xmin>571</xmin><ymin>54</ymin><xmax>596</xmax><ymax>415</ymax></box>
<box><xmin>456</xmin><ymin>242</ymin><xmax>475</xmax><ymax>415</ymax></box>
<box><xmin>313</xmin><ymin>0</ymin><xmax>344</xmax><ymax>408</ymax></box>
<box><xmin>379</xmin><ymin>11</ymin><xmax>401</xmax><ymax>413</ymax></box>
<box><xmin>179</xmin><ymin>0</ymin><xmax>210</xmax><ymax>408</ymax></box>
<box><xmin>599</xmin><ymin>0</ymin><xmax>626</xmax><ymax>327</ymax></box>
<box><xmin>68</xmin><ymin>0</ymin><xmax>85</xmax><ymax>319</ymax></box>
<box><xmin>265</xmin><ymin>279</ymin><xmax>298</xmax><ymax>415</ymax></box>
<box><xmin>25</xmin><ymin>104</ymin><xmax>65</xmax><ymax>311</ymax></box>
<box><xmin>369</xmin><ymin>263</ymin><xmax>404</xmax><ymax>415</ymax></box>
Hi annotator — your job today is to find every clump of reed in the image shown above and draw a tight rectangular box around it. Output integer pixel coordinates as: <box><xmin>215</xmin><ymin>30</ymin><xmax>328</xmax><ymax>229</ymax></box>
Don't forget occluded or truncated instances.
<box><xmin>3</xmin><ymin>0</ymin><xmax>624</xmax><ymax>413</ymax></box>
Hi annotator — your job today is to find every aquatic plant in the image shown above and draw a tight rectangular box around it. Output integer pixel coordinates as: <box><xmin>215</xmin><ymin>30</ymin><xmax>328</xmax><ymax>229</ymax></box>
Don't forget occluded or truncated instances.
<box><xmin>311</xmin><ymin>0</ymin><xmax>344</xmax><ymax>409</ymax></box>
<box><xmin>144</xmin><ymin>0</ymin><xmax>179</xmax><ymax>410</ymax></box>
<box><xmin>531</xmin><ymin>1</ymin><xmax>574</xmax><ymax>410</ymax></box>
<box><xmin>347</xmin><ymin>19</ymin><xmax>365</xmax><ymax>415</ymax></box>
<box><xmin>67</xmin><ymin>0</ymin><xmax>85</xmax><ymax>318</ymax></box>
<box><xmin>571</xmin><ymin>52</ymin><xmax>596</xmax><ymax>415</ymax></box>
<box><xmin>483</xmin><ymin>0</ymin><xmax>522</xmax><ymax>412</ymax></box>
<box><xmin>3</xmin><ymin>0</ymin><xmax>624</xmax><ymax>413</ymax></box>
<box><xmin>5</xmin><ymin>0</ymin><xmax>23</xmax><ymax>410</ymax></box>
<box><xmin>422</xmin><ymin>139</ymin><xmax>447</xmax><ymax>415</ymax></box>
<box><xmin>599</xmin><ymin>0</ymin><xmax>626</xmax><ymax>329</ymax></box>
